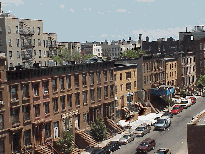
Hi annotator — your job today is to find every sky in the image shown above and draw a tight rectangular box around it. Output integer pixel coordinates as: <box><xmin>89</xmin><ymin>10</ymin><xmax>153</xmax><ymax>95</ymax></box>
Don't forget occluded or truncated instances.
<box><xmin>1</xmin><ymin>0</ymin><xmax>204</xmax><ymax>42</ymax></box>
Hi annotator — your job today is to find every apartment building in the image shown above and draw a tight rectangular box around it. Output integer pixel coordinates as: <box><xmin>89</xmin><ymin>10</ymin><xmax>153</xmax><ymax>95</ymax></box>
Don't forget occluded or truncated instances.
<box><xmin>187</xmin><ymin>110</ymin><xmax>205</xmax><ymax>154</ymax></box>
<box><xmin>93</xmin><ymin>44</ymin><xmax>102</xmax><ymax>57</ymax></box>
<box><xmin>114</xmin><ymin>63</ymin><xmax>138</xmax><ymax>120</ymax></box>
<box><xmin>0</xmin><ymin>8</ymin><xmax>57</xmax><ymax>70</ymax></box>
<box><xmin>165</xmin><ymin>58</ymin><xmax>177</xmax><ymax>86</ymax></box>
<box><xmin>0</xmin><ymin>56</ymin><xmax>116</xmax><ymax>153</ymax></box>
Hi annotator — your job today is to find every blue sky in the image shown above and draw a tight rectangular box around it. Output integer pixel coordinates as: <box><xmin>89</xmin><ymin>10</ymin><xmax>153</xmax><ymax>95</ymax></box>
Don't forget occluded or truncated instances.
<box><xmin>1</xmin><ymin>0</ymin><xmax>204</xmax><ymax>42</ymax></box>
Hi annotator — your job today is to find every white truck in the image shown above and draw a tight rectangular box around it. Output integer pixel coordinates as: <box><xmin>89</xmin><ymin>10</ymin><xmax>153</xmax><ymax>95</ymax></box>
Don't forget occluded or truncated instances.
<box><xmin>178</xmin><ymin>98</ymin><xmax>192</xmax><ymax>109</ymax></box>
<box><xmin>154</xmin><ymin>116</ymin><xmax>171</xmax><ymax>131</ymax></box>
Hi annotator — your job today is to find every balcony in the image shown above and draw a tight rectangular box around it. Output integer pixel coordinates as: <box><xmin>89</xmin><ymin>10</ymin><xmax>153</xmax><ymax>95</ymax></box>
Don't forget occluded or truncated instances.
<box><xmin>21</xmin><ymin>44</ymin><xmax>34</xmax><ymax>50</ymax></box>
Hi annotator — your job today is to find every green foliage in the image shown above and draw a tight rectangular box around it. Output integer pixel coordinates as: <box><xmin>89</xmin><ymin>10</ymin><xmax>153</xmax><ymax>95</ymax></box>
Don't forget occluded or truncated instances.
<box><xmin>120</xmin><ymin>50</ymin><xmax>139</xmax><ymax>59</ymax></box>
<box><xmin>90</xmin><ymin>117</ymin><xmax>107</xmax><ymax>142</ymax></box>
<box><xmin>138</xmin><ymin>49</ymin><xmax>146</xmax><ymax>55</ymax></box>
<box><xmin>196</xmin><ymin>75</ymin><xmax>205</xmax><ymax>88</ymax></box>
<box><xmin>180</xmin><ymin>90</ymin><xmax>186</xmax><ymax>97</ymax></box>
<box><xmin>56</xmin><ymin>130</ymin><xmax>74</xmax><ymax>154</ymax></box>
<box><xmin>52</xmin><ymin>48</ymin><xmax>94</xmax><ymax>64</ymax></box>
<box><xmin>165</xmin><ymin>99</ymin><xmax>175</xmax><ymax>107</ymax></box>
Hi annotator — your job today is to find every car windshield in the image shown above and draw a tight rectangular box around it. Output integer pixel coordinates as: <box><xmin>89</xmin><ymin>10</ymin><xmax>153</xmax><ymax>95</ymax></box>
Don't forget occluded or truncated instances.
<box><xmin>156</xmin><ymin>152</ymin><xmax>164</xmax><ymax>154</ymax></box>
<box><xmin>140</xmin><ymin>142</ymin><xmax>148</xmax><ymax>146</ymax></box>
<box><xmin>123</xmin><ymin>135</ymin><xmax>129</xmax><ymax>139</ymax></box>
<box><xmin>173</xmin><ymin>107</ymin><xmax>179</xmax><ymax>110</ymax></box>
<box><xmin>136</xmin><ymin>127</ymin><xmax>144</xmax><ymax>131</ymax></box>
<box><xmin>157</xmin><ymin>119</ymin><xmax>165</xmax><ymax>124</ymax></box>
<box><xmin>181</xmin><ymin>101</ymin><xmax>188</xmax><ymax>104</ymax></box>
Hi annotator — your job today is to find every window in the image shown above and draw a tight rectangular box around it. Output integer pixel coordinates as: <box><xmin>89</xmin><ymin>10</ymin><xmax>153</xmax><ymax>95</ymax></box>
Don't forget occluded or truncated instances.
<box><xmin>0</xmin><ymin>27</ymin><xmax>2</xmax><ymax>34</ymax></box>
<box><xmin>126</xmin><ymin>83</ymin><xmax>131</xmax><ymax>90</ymax></box>
<box><xmin>37</xmin><ymin>27</ymin><xmax>40</xmax><ymax>35</ymax></box>
<box><xmin>7</xmin><ymin>26</ymin><xmax>11</xmax><ymax>34</ymax></box>
<box><xmin>115</xmin><ymin>85</ymin><xmax>117</xmax><ymax>94</ymax></box>
<box><xmin>53</xmin><ymin>122</ymin><xmax>59</xmax><ymax>138</ymax></box>
<box><xmin>170</xmin><ymin>64</ymin><xmax>171</xmax><ymax>69</ymax></box>
<box><xmin>24</xmin><ymin>130</ymin><xmax>31</xmax><ymax>146</ymax></box>
<box><xmin>144</xmin><ymin>76</ymin><xmax>146</xmax><ymax>84</ymax></box>
<box><xmin>46</xmin><ymin>40</ymin><xmax>48</xmax><ymax>47</ymax></box>
<box><xmin>21</xmin><ymin>39</ymin><xmax>24</xmax><ymax>47</ymax></box>
<box><xmin>45</xmin><ymin>123</ymin><xmax>51</xmax><ymax>138</ymax></box>
<box><xmin>110</xmin><ymin>70</ymin><xmax>113</xmax><ymax>80</ymax></box>
<box><xmin>53</xmin><ymin>79</ymin><xmax>57</xmax><ymax>92</ymax></box>
<box><xmin>15</xmin><ymin>26</ymin><xmax>18</xmax><ymax>34</ymax></box>
<box><xmin>104</xmin><ymin>86</ymin><xmax>108</xmax><ymax>98</ymax></box>
<box><xmin>23</xmin><ymin>105</ymin><xmax>30</xmax><ymax>121</ymax></box>
<box><xmin>0</xmin><ymin>114</ymin><xmax>4</xmax><ymax>130</ymax></box>
<box><xmin>114</xmin><ymin>74</ymin><xmax>116</xmax><ymax>81</ymax></box>
<box><xmin>38</xmin><ymin>39</ymin><xmax>41</xmax><ymax>46</ymax></box>
<box><xmin>0</xmin><ymin>91</ymin><xmax>2</xmax><ymax>101</ymax></box>
<box><xmin>126</xmin><ymin>72</ymin><xmax>131</xmax><ymax>79</ymax></box>
<box><xmin>134</xmin><ymin>81</ymin><xmax>137</xmax><ymax>88</ymax></box>
<box><xmin>43</xmin><ymin>81</ymin><xmax>49</xmax><ymax>94</ymax></box>
<box><xmin>9</xmin><ymin>51</ymin><xmax>12</xmax><ymax>58</ymax></box>
<box><xmin>97</xmin><ymin>72</ymin><xmax>101</xmax><ymax>83</ymax></box>
<box><xmin>60</xmin><ymin>96</ymin><xmax>65</xmax><ymax>110</ymax></box>
<box><xmin>83</xmin><ymin>91</ymin><xmax>87</xmax><ymax>104</ymax></box>
<box><xmin>104</xmin><ymin>71</ymin><xmax>107</xmax><ymax>81</ymax></box>
<box><xmin>75</xmin><ymin>93</ymin><xmax>80</xmax><ymax>106</ymax></box>
<box><xmin>27</xmin><ymin>27</ymin><xmax>30</xmax><ymax>33</ymax></box>
<box><xmin>34</xmin><ymin>50</ymin><xmax>36</xmax><ymax>56</ymax></box>
<box><xmin>67</xmin><ymin>76</ymin><xmax>71</xmax><ymax>88</ymax></box>
<box><xmin>111</xmin><ymin>103</ymin><xmax>114</xmax><ymax>114</ymax></box>
<box><xmin>120</xmin><ymin>84</ymin><xmax>123</xmax><ymax>91</ymax></box>
<box><xmin>170</xmin><ymin>72</ymin><xmax>171</xmax><ymax>77</ymax></box>
<box><xmin>90</xmin><ymin>89</ymin><xmax>94</xmax><ymax>102</ymax></box>
<box><xmin>0</xmin><ymin>139</ymin><xmax>5</xmax><ymax>154</ymax></box>
<box><xmin>97</xmin><ymin>87</ymin><xmax>101</xmax><ymax>100</ymax></box>
<box><xmin>82</xmin><ymin>74</ymin><xmax>87</xmax><ymax>86</ymax></box>
<box><xmin>90</xmin><ymin>73</ymin><xmax>94</xmax><ymax>85</ymax></box>
<box><xmin>8</xmin><ymin>38</ymin><xmax>11</xmax><ymax>47</ymax></box>
<box><xmin>17</xmin><ymin>51</ymin><xmax>20</xmax><ymax>58</ymax></box>
<box><xmin>75</xmin><ymin>75</ymin><xmax>79</xmax><ymax>87</ymax></box>
<box><xmin>16</xmin><ymin>39</ymin><xmax>19</xmax><ymax>47</ymax></box>
<box><xmin>60</xmin><ymin>78</ymin><xmax>64</xmax><ymax>90</ymax></box>
<box><xmin>110</xmin><ymin>85</ymin><xmax>114</xmax><ymax>97</ymax></box>
<box><xmin>43</xmin><ymin>40</ymin><xmax>45</xmax><ymax>47</ymax></box>
<box><xmin>44</xmin><ymin>102</ymin><xmax>50</xmax><ymax>114</ymax></box>
<box><xmin>11</xmin><ymin>86</ymin><xmax>18</xmax><ymax>101</ymax></box>
<box><xmin>0</xmin><ymin>39</ymin><xmax>2</xmax><ymax>46</ymax></box>
<box><xmin>120</xmin><ymin>73</ymin><xmax>122</xmax><ymax>80</ymax></box>
<box><xmin>33</xmin><ymin>39</ymin><xmax>35</xmax><ymax>46</ymax></box>
<box><xmin>83</xmin><ymin>114</ymin><xmax>87</xmax><ymax>123</ymax></box>
<box><xmin>67</xmin><ymin>95</ymin><xmax>72</xmax><ymax>108</ymax></box>
<box><xmin>12</xmin><ymin>108</ymin><xmax>19</xmax><ymax>124</ymax></box>
<box><xmin>33</xmin><ymin>83</ymin><xmax>39</xmax><ymax>96</ymax></box>
<box><xmin>34</xmin><ymin>104</ymin><xmax>40</xmax><ymax>117</ymax></box>
<box><xmin>53</xmin><ymin>98</ymin><xmax>58</xmax><ymax>113</ymax></box>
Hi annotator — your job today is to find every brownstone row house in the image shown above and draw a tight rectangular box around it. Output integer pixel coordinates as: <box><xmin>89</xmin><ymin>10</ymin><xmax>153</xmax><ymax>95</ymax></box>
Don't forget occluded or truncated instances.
<box><xmin>0</xmin><ymin>56</ymin><xmax>118</xmax><ymax>153</ymax></box>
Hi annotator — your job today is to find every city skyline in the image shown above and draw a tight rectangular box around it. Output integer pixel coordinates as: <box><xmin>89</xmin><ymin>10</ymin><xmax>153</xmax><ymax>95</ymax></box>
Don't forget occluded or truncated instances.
<box><xmin>1</xmin><ymin>0</ymin><xmax>204</xmax><ymax>42</ymax></box>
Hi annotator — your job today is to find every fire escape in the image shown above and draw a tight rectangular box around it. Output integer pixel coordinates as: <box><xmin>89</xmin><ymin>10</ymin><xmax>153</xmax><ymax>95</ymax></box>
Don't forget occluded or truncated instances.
<box><xmin>19</xmin><ymin>21</ymin><xmax>34</xmax><ymax>68</ymax></box>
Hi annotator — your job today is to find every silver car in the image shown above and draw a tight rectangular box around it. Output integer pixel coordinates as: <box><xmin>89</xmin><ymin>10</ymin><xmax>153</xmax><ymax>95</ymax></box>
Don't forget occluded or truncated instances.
<box><xmin>119</xmin><ymin>133</ymin><xmax>135</xmax><ymax>144</ymax></box>
<box><xmin>134</xmin><ymin>123</ymin><xmax>151</xmax><ymax>137</ymax></box>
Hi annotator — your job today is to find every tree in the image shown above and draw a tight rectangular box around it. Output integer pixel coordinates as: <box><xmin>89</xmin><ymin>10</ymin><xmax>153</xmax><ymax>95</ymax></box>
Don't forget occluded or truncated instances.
<box><xmin>52</xmin><ymin>48</ymin><xmax>94</xmax><ymax>65</ymax></box>
<box><xmin>180</xmin><ymin>90</ymin><xmax>186</xmax><ymax>98</ymax></box>
<box><xmin>90</xmin><ymin>117</ymin><xmax>107</xmax><ymax>142</ymax></box>
<box><xmin>56</xmin><ymin>130</ymin><xmax>74</xmax><ymax>154</ymax></box>
<box><xmin>196</xmin><ymin>75</ymin><xmax>205</xmax><ymax>88</ymax></box>
<box><xmin>138</xmin><ymin>49</ymin><xmax>146</xmax><ymax>55</ymax></box>
<box><xmin>120</xmin><ymin>50</ymin><xmax>139</xmax><ymax>59</ymax></box>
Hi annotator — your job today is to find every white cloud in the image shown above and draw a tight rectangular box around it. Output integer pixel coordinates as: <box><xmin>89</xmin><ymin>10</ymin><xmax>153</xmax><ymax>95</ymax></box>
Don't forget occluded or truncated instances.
<box><xmin>100</xmin><ymin>34</ymin><xmax>108</xmax><ymax>37</ymax></box>
<box><xmin>135</xmin><ymin>0</ymin><xmax>155</xmax><ymax>2</ymax></box>
<box><xmin>116</xmin><ymin>9</ymin><xmax>126</xmax><ymax>12</ymax></box>
<box><xmin>117</xmin><ymin>35</ymin><xmax>123</xmax><ymax>38</ymax></box>
<box><xmin>98</xmin><ymin>12</ymin><xmax>101</xmax><ymax>14</ymax></box>
<box><xmin>1</xmin><ymin>0</ymin><xmax>24</xmax><ymax>6</ymax></box>
<box><xmin>89</xmin><ymin>8</ymin><xmax>91</xmax><ymax>11</ymax></box>
<box><xmin>131</xmin><ymin>25</ymin><xmax>192</xmax><ymax>41</ymax></box>
<box><xmin>83</xmin><ymin>8</ymin><xmax>86</xmax><ymax>10</ymax></box>
<box><xmin>38</xmin><ymin>3</ymin><xmax>42</xmax><ymax>6</ymax></box>
<box><xmin>70</xmin><ymin>8</ymin><xmax>74</xmax><ymax>13</ymax></box>
<box><xmin>90</xmin><ymin>36</ymin><xmax>94</xmax><ymax>37</ymax></box>
<box><xmin>60</xmin><ymin>4</ymin><xmax>65</xmax><ymax>9</ymax></box>
<box><xmin>111</xmin><ymin>35</ymin><xmax>115</xmax><ymax>37</ymax></box>
<box><xmin>108</xmin><ymin>11</ymin><xmax>111</xmax><ymax>12</ymax></box>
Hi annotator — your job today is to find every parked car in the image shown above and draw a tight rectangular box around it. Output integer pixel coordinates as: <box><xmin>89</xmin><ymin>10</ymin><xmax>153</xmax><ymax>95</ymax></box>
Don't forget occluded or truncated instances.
<box><xmin>178</xmin><ymin>99</ymin><xmax>192</xmax><ymax>109</ymax></box>
<box><xmin>119</xmin><ymin>133</ymin><xmax>135</xmax><ymax>144</ymax></box>
<box><xmin>136</xmin><ymin>138</ymin><xmax>156</xmax><ymax>153</ymax></box>
<box><xmin>171</xmin><ymin>105</ymin><xmax>183</xmax><ymax>114</ymax></box>
<box><xmin>134</xmin><ymin>123</ymin><xmax>151</xmax><ymax>137</ymax></box>
<box><xmin>151</xmin><ymin>112</ymin><xmax>165</xmax><ymax>125</ymax></box>
<box><xmin>155</xmin><ymin>148</ymin><xmax>171</xmax><ymax>154</ymax></box>
<box><xmin>154</xmin><ymin>116</ymin><xmax>171</xmax><ymax>131</ymax></box>
<box><xmin>103</xmin><ymin>141</ymin><xmax>121</xmax><ymax>152</ymax></box>
<box><xmin>90</xmin><ymin>148</ymin><xmax>104</xmax><ymax>154</ymax></box>
<box><xmin>202</xmin><ymin>92</ymin><xmax>205</xmax><ymax>97</ymax></box>
<box><xmin>162</xmin><ymin>112</ymin><xmax>173</xmax><ymax>118</ymax></box>
<box><xmin>189</xmin><ymin>97</ymin><xmax>196</xmax><ymax>104</ymax></box>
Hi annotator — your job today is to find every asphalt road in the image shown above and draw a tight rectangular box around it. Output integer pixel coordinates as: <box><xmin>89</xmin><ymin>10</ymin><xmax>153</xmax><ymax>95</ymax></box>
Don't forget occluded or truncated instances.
<box><xmin>113</xmin><ymin>97</ymin><xmax>205</xmax><ymax>154</ymax></box>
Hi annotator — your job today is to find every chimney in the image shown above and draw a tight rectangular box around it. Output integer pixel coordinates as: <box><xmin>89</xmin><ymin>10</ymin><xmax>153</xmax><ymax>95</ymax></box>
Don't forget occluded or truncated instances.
<box><xmin>186</xmin><ymin>27</ymin><xmax>187</xmax><ymax>32</ymax></box>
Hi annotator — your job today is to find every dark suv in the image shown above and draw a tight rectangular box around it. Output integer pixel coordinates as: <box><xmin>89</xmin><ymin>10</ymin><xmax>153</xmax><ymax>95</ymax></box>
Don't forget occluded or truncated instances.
<box><xmin>136</xmin><ymin>138</ymin><xmax>156</xmax><ymax>153</ymax></box>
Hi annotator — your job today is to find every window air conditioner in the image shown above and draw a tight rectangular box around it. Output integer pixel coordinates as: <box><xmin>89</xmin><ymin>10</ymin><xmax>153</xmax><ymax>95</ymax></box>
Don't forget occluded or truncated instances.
<box><xmin>0</xmin><ymin>101</ymin><xmax>3</xmax><ymax>105</ymax></box>
<box><xmin>44</xmin><ymin>91</ymin><xmax>49</xmax><ymax>94</ymax></box>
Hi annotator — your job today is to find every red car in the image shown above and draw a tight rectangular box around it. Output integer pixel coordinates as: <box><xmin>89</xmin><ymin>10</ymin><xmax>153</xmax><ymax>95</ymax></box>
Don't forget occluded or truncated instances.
<box><xmin>189</xmin><ymin>97</ymin><xmax>196</xmax><ymax>104</ymax></box>
<box><xmin>171</xmin><ymin>105</ymin><xmax>183</xmax><ymax>114</ymax></box>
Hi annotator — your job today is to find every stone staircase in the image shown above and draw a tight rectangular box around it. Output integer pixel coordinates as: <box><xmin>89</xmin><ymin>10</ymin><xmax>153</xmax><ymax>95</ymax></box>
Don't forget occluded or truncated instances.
<box><xmin>105</xmin><ymin>118</ymin><xmax>124</xmax><ymax>134</ymax></box>
<box><xmin>35</xmin><ymin>145</ymin><xmax>53</xmax><ymax>154</ymax></box>
<box><xmin>75</xmin><ymin>129</ymin><xmax>98</xmax><ymax>149</ymax></box>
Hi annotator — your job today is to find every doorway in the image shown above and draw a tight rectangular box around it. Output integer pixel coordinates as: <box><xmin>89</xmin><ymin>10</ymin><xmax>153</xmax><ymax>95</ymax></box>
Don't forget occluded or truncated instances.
<box><xmin>13</xmin><ymin>132</ymin><xmax>21</xmax><ymax>153</ymax></box>
<box><xmin>35</xmin><ymin>125</ymin><xmax>42</xmax><ymax>145</ymax></box>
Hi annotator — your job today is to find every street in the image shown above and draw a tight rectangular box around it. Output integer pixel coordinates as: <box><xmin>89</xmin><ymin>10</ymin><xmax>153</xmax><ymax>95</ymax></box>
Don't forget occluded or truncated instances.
<box><xmin>113</xmin><ymin>97</ymin><xmax>205</xmax><ymax>154</ymax></box>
